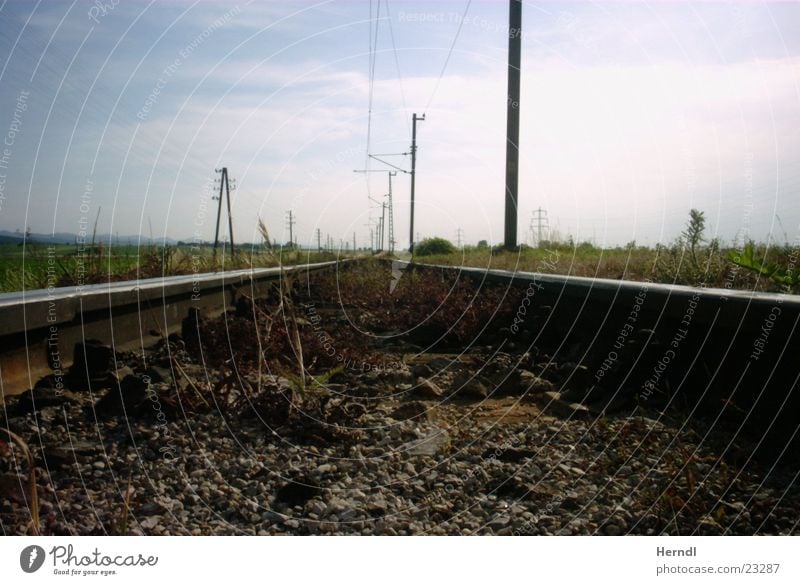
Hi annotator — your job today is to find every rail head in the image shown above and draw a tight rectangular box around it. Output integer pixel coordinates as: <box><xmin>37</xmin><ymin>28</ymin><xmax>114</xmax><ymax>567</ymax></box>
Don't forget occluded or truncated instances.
<box><xmin>0</xmin><ymin>260</ymin><xmax>342</xmax><ymax>337</ymax></box>
<box><xmin>401</xmin><ymin>260</ymin><xmax>800</xmax><ymax>315</ymax></box>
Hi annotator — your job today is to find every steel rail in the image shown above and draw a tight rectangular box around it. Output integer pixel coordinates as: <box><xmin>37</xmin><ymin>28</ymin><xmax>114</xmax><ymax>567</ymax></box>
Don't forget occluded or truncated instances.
<box><xmin>0</xmin><ymin>261</ymin><xmax>341</xmax><ymax>397</ymax></box>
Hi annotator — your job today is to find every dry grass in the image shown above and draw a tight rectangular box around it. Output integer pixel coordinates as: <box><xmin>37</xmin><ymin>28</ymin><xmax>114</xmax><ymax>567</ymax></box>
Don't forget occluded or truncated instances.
<box><xmin>0</xmin><ymin>428</ymin><xmax>39</xmax><ymax>535</ymax></box>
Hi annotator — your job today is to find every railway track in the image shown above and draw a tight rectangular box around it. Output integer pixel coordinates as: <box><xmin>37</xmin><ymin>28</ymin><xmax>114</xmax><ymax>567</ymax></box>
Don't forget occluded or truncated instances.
<box><xmin>2</xmin><ymin>258</ymin><xmax>797</xmax><ymax>402</ymax></box>
<box><xmin>0</xmin><ymin>261</ymin><xmax>340</xmax><ymax>398</ymax></box>
<box><xmin>434</xmin><ymin>261</ymin><xmax>798</xmax><ymax>446</ymax></box>
<box><xmin>1</xmin><ymin>257</ymin><xmax>798</xmax><ymax>535</ymax></box>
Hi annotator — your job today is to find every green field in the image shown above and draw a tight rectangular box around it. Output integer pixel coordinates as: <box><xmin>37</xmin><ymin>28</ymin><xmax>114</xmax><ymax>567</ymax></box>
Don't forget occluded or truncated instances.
<box><xmin>1</xmin><ymin>235</ymin><xmax>797</xmax><ymax>295</ymax></box>
<box><xmin>414</xmin><ymin>239</ymin><xmax>799</xmax><ymax>294</ymax></box>
<box><xmin>0</xmin><ymin>242</ymin><xmax>342</xmax><ymax>293</ymax></box>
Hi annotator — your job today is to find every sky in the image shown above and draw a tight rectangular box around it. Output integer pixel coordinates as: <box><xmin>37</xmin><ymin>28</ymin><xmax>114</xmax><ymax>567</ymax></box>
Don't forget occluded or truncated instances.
<box><xmin>0</xmin><ymin>0</ymin><xmax>799</xmax><ymax>249</ymax></box>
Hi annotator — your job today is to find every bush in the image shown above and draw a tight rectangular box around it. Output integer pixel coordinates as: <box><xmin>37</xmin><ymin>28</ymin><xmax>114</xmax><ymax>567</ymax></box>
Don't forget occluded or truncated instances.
<box><xmin>682</xmin><ymin>208</ymin><xmax>706</xmax><ymax>267</ymax></box>
<box><xmin>414</xmin><ymin>237</ymin><xmax>456</xmax><ymax>257</ymax></box>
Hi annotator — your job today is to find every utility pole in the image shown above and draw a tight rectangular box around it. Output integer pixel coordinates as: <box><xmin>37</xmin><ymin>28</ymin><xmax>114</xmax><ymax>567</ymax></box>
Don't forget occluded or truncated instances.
<box><xmin>354</xmin><ymin>166</ymin><xmax>400</xmax><ymax>254</ymax></box>
<box><xmin>504</xmin><ymin>0</ymin><xmax>522</xmax><ymax>249</ymax></box>
<box><xmin>531</xmin><ymin>207</ymin><xmax>549</xmax><ymax>246</ymax></box>
<box><xmin>410</xmin><ymin>112</ymin><xmax>425</xmax><ymax>253</ymax></box>
<box><xmin>387</xmin><ymin>171</ymin><xmax>396</xmax><ymax>253</ymax></box>
<box><xmin>213</xmin><ymin>167</ymin><xmax>236</xmax><ymax>255</ymax></box>
<box><xmin>379</xmin><ymin>202</ymin><xmax>387</xmax><ymax>252</ymax></box>
<box><xmin>226</xmin><ymin>173</ymin><xmax>235</xmax><ymax>255</ymax></box>
<box><xmin>286</xmin><ymin>210</ymin><xmax>296</xmax><ymax>249</ymax></box>
<box><xmin>316</xmin><ymin>228</ymin><xmax>322</xmax><ymax>252</ymax></box>
<box><xmin>456</xmin><ymin>227</ymin><xmax>464</xmax><ymax>249</ymax></box>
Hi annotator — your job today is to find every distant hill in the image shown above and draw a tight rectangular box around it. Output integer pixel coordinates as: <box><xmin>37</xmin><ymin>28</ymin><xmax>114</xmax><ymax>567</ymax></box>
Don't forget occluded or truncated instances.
<box><xmin>0</xmin><ymin>230</ymin><xmax>179</xmax><ymax>245</ymax></box>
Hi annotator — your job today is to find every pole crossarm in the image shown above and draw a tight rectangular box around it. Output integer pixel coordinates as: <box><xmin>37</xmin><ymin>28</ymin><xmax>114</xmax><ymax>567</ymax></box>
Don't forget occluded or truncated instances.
<box><xmin>368</xmin><ymin>154</ymin><xmax>410</xmax><ymax>173</ymax></box>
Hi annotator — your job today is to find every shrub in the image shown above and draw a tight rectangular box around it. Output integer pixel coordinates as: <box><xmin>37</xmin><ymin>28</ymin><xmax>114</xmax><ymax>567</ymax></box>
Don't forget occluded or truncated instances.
<box><xmin>414</xmin><ymin>237</ymin><xmax>456</xmax><ymax>257</ymax></box>
<box><xmin>682</xmin><ymin>209</ymin><xmax>706</xmax><ymax>267</ymax></box>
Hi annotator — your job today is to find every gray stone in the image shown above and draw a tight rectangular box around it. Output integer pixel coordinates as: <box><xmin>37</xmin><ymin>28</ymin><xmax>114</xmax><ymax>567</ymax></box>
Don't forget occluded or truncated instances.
<box><xmin>411</xmin><ymin>363</ymin><xmax>433</xmax><ymax>378</ymax></box>
<box><xmin>139</xmin><ymin>516</ymin><xmax>161</xmax><ymax>530</ymax></box>
<box><xmin>413</xmin><ymin>378</ymin><xmax>443</xmax><ymax>400</ymax></box>
<box><xmin>406</xmin><ymin>427</ymin><xmax>450</xmax><ymax>456</ymax></box>
<box><xmin>519</xmin><ymin>370</ymin><xmax>556</xmax><ymax>394</ymax></box>
<box><xmin>390</xmin><ymin>401</ymin><xmax>429</xmax><ymax>421</ymax></box>
<box><xmin>452</xmin><ymin>375</ymin><xmax>489</xmax><ymax>399</ymax></box>
<box><xmin>93</xmin><ymin>375</ymin><xmax>148</xmax><ymax>416</ymax></box>
<box><xmin>488</xmin><ymin>515</ymin><xmax>511</xmax><ymax>531</ymax></box>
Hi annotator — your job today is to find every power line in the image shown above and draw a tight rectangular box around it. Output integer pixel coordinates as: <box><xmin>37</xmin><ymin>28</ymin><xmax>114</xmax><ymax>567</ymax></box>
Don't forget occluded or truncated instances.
<box><xmin>384</xmin><ymin>0</ymin><xmax>411</xmax><ymax>138</ymax></box>
<box><xmin>369</xmin><ymin>153</ymin><xmax>408</xmax><ymax>174</ymax></box>
<box><xmin>365</xmin><ymin>0</ymin><xmax>381</xmax><ymax>170</ymax></box>
<box><xmin>425</xmin><ymin>0</ymin><xmax>473</xmax><ymax>111</ymax></box>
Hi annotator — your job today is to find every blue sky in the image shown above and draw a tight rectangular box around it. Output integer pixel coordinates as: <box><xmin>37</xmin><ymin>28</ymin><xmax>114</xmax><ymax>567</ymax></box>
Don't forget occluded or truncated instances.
<box><xmin>0</xmin><ymin>0</ymin><xmax>799</xmax><ymax>248</ymax></box>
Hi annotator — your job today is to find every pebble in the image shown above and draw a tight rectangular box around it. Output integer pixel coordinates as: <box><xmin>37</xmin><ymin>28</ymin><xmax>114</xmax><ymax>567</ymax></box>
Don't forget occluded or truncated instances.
<box><xmin>488</xmin><ymin>515</ymin><xmax>511</xmax><ymax>531</ymax></box>
<box><xmin>3</xmin><ymin>341</ymin><xmax>797</xmax><ymax>538</ymax></box>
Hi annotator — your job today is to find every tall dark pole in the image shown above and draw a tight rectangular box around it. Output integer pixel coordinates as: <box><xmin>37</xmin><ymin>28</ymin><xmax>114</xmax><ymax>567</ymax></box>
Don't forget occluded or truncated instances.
<box><xmin>286</xmin><ymin>210</ymin><xmax>295</xmax><ymax>248</ymax></box>
<box><xmin>224</xmin><ymin>168</ymin><xmax>235</xmax><ymax>255</ymax></box>
<box><xmin>504</xmin><ymin>0</ymin><xmax>522</xmax><ymax>249</ymax></box>
<box><xmin>213</xmin><ymin>167</ymin><xmax>235</xmax><ymax>255</ymax></box>
<box><xmin>380</xmin><ymin>202</ymin><xmax>386</xmax><ymax>252</ymax></box>
<box><xmin>409</xmin><ymin>112</ymin><xmax>425</xmax><ymax>253</ymax></box>
<box><xmin>213</xmin><ymin>167</ymin><xmax>225</xmax><ymax>252</ymax></box>
<box><xmin>387</xmin><ymin>171</ymin><xmax>396</xmax><ymax>253</ymax></box>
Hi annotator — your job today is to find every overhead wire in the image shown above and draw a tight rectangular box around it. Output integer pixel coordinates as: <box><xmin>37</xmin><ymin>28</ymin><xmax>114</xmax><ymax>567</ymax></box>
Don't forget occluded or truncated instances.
<box><xmin>424</xmin><ymin>0</ymin><xmax>472</xmax><ymax>111</ymax></box>
<box><xmin>364</xmin><ymin>0</ymin><xmax>383</xmax><ymax>221</ymax></box>
<box><xmin>364</xmin><ymin>0</ymin><xmax>380</xmax><ymax>170</ymax></box>
<box><xmin>384</xmin><ymin>0</ymin><xmax>410</xmax><ymax>138</ymax></box>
